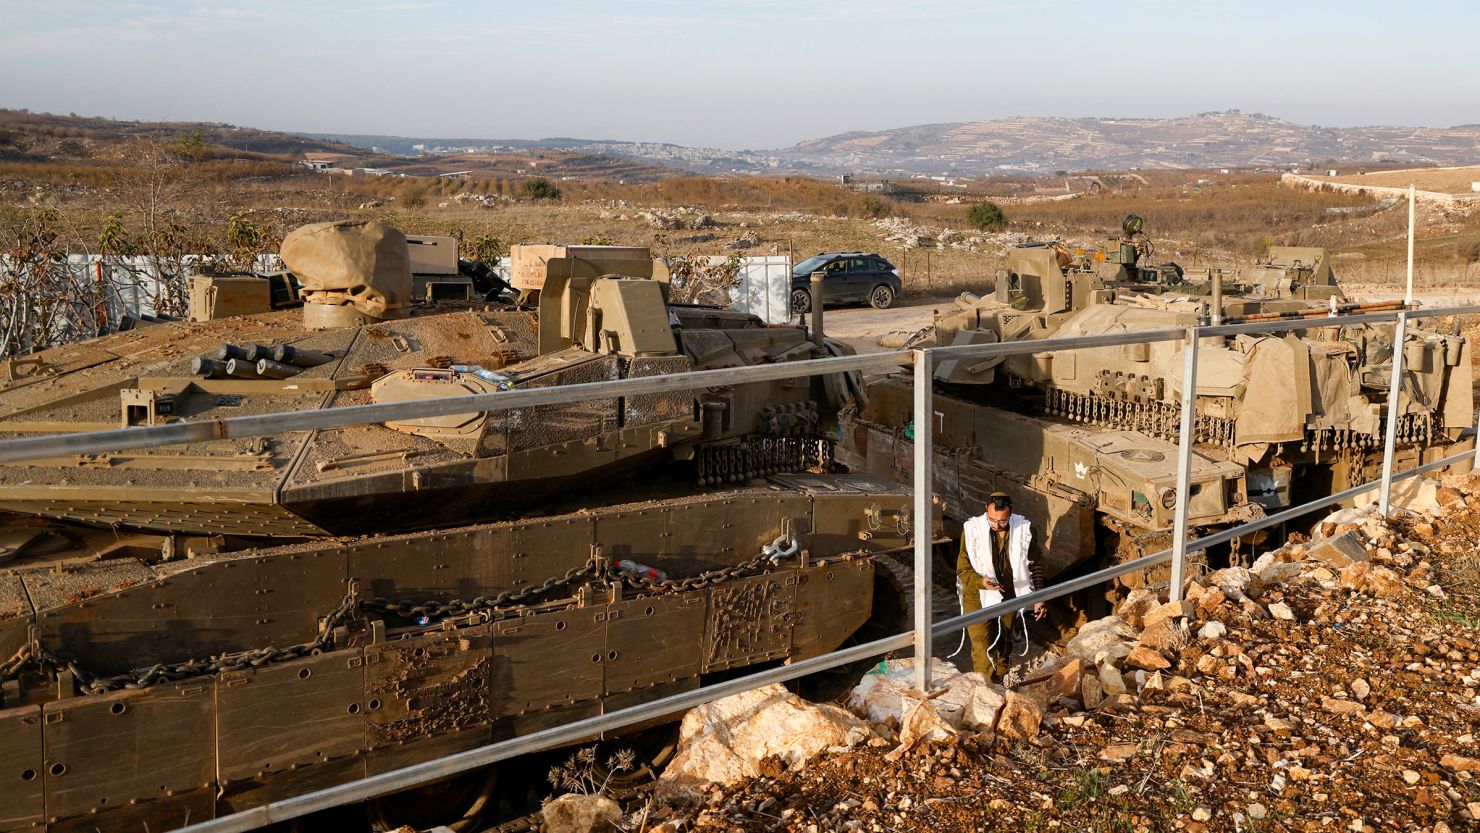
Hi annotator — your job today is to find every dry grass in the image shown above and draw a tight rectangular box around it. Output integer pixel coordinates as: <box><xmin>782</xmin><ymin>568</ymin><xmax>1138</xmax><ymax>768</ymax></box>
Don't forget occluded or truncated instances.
<box><xmin>1310</xmin><ymin>166</ymin><xmax>1480</xmax><ymax>196</ymax></box>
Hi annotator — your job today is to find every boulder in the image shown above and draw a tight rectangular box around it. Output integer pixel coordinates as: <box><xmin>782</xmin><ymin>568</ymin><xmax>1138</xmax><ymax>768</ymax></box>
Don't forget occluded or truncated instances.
<box><xmin>1204</xmin><ymin>567</ymin><xmax>1258</xmax><ymax>602</ymax></box>
<box><xmin>1306</xmin><ymin>531</ymin><xmax>1370</xmax><ymax>569</ymax></box>
<box><xmin>1016</xmin><ymin>656</ymin><xmax>1083</xmax><ymax>706</ymax></box>
<box><xmin>846</xmin><ymin>658</ymin><xmax>987</xmax><ymax>730</ymax></box>
<box><xmin>996</xmin><ymin>690</ymin><xmax>1044</xmax><ymax>741</ymax></box>
<box><xmin>964</xmin><ymin>681</ymin><xmax>1008</xmax><ymax>730</ymax></box>
<box><xmin>1143</xmin><ymin>599</ymin><xmax>1196</xmax><ymax>629</ymax></box>
<box><xmin>542</xmin><ymin>794</ymin><xmax>622</xmax><ymax>833</ymax></box>
<box><xmin>1064</xmin><ymin>616</ymin><xmax>1137</xmax><ymax>663</ymax></box>
<box><xmin>660</xmin><ymin>683</ymin><xmax>868</xmax><ymax>788</ymax></box>
<box><xmin>1340</xmin><ymin>560</ymin><xmax>1372</xmax><ymax>590</ymax></box>
<box><xmin>1115</xmin><ymin>588</ymin><xmax>1161</xmax><ymax>629</ymax></box>
<box><xmin>1126</xmin><ymin>645</ymin><xmax>1171</xmax><ymax>671</ymax></box>
<box><xmin>1253</xmin><ymin>558</ymin><xmax>1304</xmax><ymax>586</ymax></box>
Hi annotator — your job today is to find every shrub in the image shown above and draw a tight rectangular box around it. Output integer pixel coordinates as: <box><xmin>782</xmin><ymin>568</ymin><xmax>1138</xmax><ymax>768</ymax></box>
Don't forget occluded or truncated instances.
<box><xmin>518</xmin><ymin>177</ymin><xmax>561</xmax><ymax>201</ymax></box>
<box><xmin>966</xmin><ymin>200</ymin><xmax>1007</xmax><ymax>231</ymax></box>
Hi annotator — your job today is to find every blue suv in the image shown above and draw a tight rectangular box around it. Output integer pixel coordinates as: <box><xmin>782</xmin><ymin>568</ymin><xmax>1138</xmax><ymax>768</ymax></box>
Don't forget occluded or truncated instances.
<box><xmin>791</xmin><ymin>252</ymin><xmax>901</xmax><ymax>314</ymax></box>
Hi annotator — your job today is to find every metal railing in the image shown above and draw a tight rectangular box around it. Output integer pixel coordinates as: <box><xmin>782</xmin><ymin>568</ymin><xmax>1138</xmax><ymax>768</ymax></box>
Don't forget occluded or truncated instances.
<box><xmin>0</xmin><ymin>303</ymin><xmax>1472</xmax><ymax>833</ymax></box>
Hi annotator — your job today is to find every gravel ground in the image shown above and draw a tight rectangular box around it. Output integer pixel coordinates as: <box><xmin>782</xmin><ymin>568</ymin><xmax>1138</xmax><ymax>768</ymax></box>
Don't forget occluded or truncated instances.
<box><xmin>632</xmin><ymin>480</ymin><xmax>1480</xmax><ymax>833</ymax></box>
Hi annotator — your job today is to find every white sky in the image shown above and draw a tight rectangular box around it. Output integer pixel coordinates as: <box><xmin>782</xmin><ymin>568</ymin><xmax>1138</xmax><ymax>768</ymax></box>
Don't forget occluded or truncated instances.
<box><xmin>1</xmin><ymin>0</ymin><xmax>1477</xmax><ymax>149</ymax></box>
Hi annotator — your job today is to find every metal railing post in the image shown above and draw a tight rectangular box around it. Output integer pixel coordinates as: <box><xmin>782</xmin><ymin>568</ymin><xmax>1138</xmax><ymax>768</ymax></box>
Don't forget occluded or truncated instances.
<box><xmin>1169</xmin><ymin>326</ymin><xmax>1201</xmax><ymax>603</ymax></box>
<box><xmin>911</xmin><ymin>347</ymin><xmax>934</xmax><ymax>692</ymax></box>
<box><xmin>1378</xmin><ymin>310</ymin><xmax>1410</xmax><ymax>515</ymax></box>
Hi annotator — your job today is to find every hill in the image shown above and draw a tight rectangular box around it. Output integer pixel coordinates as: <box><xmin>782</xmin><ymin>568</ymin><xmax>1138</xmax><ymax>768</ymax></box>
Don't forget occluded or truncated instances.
<box><xmin>0</xmin><ymin>109</ymin><xmax>365</xmax><ymax>163</ymax></box>
<box><xmin>771</xmin><ymin>111</ymin><xmax>1480</xmax><ymax>176</ymax></box>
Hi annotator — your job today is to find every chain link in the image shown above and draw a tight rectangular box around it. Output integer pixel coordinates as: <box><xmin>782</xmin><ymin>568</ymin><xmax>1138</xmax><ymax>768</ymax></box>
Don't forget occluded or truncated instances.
<box><xmin>1</xmin><ymin>538</ymin><xmax>797</xmax><ymax>697</ymax></box>
<box><xmin>616</xmin><ymin>535</ymin><xmax>797</xmax><ymax>593</ymax></box>
<box><xmin>362</xmin><ymin>558</ymin><xmax>600</xmax><ymax>622</ymax></box>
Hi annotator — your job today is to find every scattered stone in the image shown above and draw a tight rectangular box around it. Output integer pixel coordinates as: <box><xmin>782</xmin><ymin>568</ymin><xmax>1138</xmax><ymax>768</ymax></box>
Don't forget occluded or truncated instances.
<box><xmin>1350</xmin><ymin>678</ymin><xmax>1371</xmax><ymax>700</ymax></box>
<box><xmin>1403</xmin><ymin>769</ymin><xmax>1422</xmax><ymax>785</ymax></box>
<box><xmin>1321</xmin><ymin>697</ymin><xmax>1366</xmax><ymax>717</ymax></box>
<box><xmin>1192</xmin><ymin>806</ymin><xmax>1212</xmax><ymax>822</ymax></box>
<box><xmin>1098</xmin><ymin>742</ymin><xmax>1138</xmax><ymax>763</ymax></box>
<box><xmin>1125</xmin><ymin>645</ymin><xmax>1171</xmax><ymax>671</ymax></box>
<box><xmin>1204</xmin><ymin>567</ymin><xmax>1258</xmax><ymax>601</ymax></box>
<box><xmin>1440</xmin><ymin>753</ymin><xmax>1480</xmax><ymax>773</ymax></box>
<box><xmin>1143</xmin><ymin>599</ymin><xmax>1196</xmax><ymax>629</ymax></box>
<box><xmin>1268</xmin><ymin>601</ymin><xmax>1296</xmax><ymax>621</ymax></box>
<box><xmin>1364</xmin><ymin>565</ymin><xmax>1405</xmax><ymax>597</ymax></box>
<box><xmin>1197</xmin><ymin>621</ymin><xmax>1227</xmax><ymax>640</ymax></box>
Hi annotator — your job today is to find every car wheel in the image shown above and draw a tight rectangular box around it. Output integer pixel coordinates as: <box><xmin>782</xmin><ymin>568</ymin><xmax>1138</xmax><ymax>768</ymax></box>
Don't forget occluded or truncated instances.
<box><xmin>790</xmin><ymin>288</ymin><xmax>812</xmax><ymax>314</ymax></box>
<box><xmin>869</xmin><ymin>284</ymin><xmax>895</xmax><ymax>310</ymax></box>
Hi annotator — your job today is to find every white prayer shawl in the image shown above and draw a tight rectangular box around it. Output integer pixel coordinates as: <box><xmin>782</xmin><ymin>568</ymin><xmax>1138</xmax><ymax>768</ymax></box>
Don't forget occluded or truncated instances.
<box><xmin>963</xmin><ymin>513</ymin><xmax>1034</xmax><ymax>609</ymax></box>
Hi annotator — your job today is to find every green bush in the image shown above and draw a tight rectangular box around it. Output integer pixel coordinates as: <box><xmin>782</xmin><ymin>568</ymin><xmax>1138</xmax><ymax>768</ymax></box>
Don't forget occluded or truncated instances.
<box><xmin>518</xmin><ymin>177</ymin><xmax>561</xmax><ymax>201</ymax></box>
<box><xmin>966</xmin><ymin>200</ymin><xmax>1006</xmax><ymax>231</ymax></box>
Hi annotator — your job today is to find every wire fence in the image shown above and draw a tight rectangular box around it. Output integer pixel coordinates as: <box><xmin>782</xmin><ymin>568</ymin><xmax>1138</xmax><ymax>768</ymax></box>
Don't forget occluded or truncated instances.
<box><xmin>0</xmin><ymin>303</ymin><xmax>1472</xmax><ymax>832</ymax></box>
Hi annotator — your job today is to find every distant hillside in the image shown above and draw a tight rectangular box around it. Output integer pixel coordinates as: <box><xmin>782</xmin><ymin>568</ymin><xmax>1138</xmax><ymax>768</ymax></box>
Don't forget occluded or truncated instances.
<box><xmin>771</xmin><ymin>111</ymin><xmax>1480</xmax><ymax>175</ymax></box>
<box><xmin>310</xmin><ymin>112</ymin><xmax>1480</xmax><ymax>178</ymax></box>
<box><xmin>0</xmin><ymin>109</ymin><xmax>368</xmax><ymax>164</ymax></box>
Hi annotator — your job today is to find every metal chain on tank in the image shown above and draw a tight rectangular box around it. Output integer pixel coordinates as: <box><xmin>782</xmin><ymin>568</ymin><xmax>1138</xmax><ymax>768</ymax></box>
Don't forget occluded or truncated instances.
<box><xmin>362</xmin><ymin>558</ymin><xmax>601</xmax><ymax>622</ymax></box>
<box><xmin>615</xmin><ymin>535</ymin><xmax>799</xmax><ymax>594</ymax></box>
<box><xmin>1</xmin><ymin>586</ymin><xmax>361</xmax><ymax>695</ymax></box>
<box><xmin>3</xmin><ymin>535</ymin><xmax>802</xmax><ymax>696</ymax></box>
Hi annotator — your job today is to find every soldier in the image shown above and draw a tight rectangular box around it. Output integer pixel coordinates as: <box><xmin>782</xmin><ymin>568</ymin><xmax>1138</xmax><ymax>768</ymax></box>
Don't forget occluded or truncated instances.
<box><xmin>957</xmin><ymin>491</ymin><xmax>1046</xmax><ymax>681</ymax></box>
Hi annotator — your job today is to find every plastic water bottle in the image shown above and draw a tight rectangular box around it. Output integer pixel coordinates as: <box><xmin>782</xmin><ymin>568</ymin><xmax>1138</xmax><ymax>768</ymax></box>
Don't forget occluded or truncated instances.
<box><xmin>613</xmin><ymin>559</ymin><xmax>667</xmax><ymax>581</ymax></box>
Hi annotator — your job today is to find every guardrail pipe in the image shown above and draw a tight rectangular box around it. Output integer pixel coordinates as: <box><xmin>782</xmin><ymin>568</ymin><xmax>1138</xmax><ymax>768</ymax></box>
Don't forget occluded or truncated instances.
<box><xmin>1379</xmin><ymin>310</ymin><xmax>1410</xmax><ymax>515</ymax></box>
<box><xmin>1169</xmin><ymin>327</ymin><xmax>1201</xmax><ymax>602</ymax></box>
<box><xmin>911</xmin><ymin>348</ymin><xmax>934</xmax><ymax>692</ymax></box>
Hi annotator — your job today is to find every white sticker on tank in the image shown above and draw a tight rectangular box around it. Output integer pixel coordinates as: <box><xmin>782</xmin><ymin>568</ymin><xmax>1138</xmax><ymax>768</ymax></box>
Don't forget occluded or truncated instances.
<box><xmin>1074</xmin><ymin>461</ymin><xmax>1090</xmax><ymax>479</ymax></box>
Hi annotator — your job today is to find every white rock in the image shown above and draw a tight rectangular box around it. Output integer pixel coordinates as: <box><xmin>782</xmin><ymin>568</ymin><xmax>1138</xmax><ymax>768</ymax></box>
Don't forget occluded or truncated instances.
<box><xmin>963</xmin><ymin>681</ymin><xmax>1008</xmax><ymax>731</ymax></box>
<box><xmin>1198</xmin><ymin>621</ymin><xmax>1227</xmax><ymax>640</ymax></box>
<box><xmin>1192</xmin><ymin>806</ymin><xmax>1212</xmax><ymax>822</ymax></box>
<box><xmin>1205</xmin><ymin>567</ymin><xmax>1257</xmax><ymax>601</ymax></box>
<box><xmin>1254</xmin><ymin>560</ymin><xmax>1304</xmax><ymax>586</ymax></box>
<box><xmin>846</xmin><ymin>658</ymin><xmax>989</xmax><ymax>730</ymax></box>
<box><xmin>661</xmin><ymin>683</ymin><xmax>868</xmax><ymax>788</ymax></box>
<box><xmin>1064</xmin><ymin>615</ymin><xmax>1137</xmax><ymax>663</ymax></box>
<box><xmin>1268</xmin><ymin>602</ymin><xmax>1296</xmax><ymax>621</ymax></box>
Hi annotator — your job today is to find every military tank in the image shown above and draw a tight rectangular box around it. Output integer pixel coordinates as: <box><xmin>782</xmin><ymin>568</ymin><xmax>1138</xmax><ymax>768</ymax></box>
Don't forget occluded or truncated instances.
<box><xmin>0</xmin><ymin>221</ymin><xmax>917</xmax><ymax>832</ymax></box>
<box><xmin>842</xmin><ymin>241</ymin><xmax>1472</xmax><ymax>591</ymax></box>
<box><xmin>1094</xmin><ymin>214</ymin><xmax>1347</xmax><ymax>310</ymax></box>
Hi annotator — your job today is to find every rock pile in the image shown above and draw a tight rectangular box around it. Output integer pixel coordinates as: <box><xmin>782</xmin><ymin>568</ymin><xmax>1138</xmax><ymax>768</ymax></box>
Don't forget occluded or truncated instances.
<box><xmin>872</xmin><ymin>217</ymin><xmax>1033</xmax><ymax>253</ymax></box>
<box><xmin>549</xmin><ymin>474</ymin><xmax>1480</xmax><ymax>832</ymax></box>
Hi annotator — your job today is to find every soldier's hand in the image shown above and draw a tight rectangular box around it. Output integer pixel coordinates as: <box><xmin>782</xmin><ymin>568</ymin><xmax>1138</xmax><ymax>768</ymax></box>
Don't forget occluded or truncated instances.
<box><xmin>1033</xmin><ymin>602</ymin><xmax>1048</xmax><ymax>621</ymax></box>
<box><xmin>982</xmin><ymin>577</ymin><xmax>1002</xmax><ymax>591</ymax></box>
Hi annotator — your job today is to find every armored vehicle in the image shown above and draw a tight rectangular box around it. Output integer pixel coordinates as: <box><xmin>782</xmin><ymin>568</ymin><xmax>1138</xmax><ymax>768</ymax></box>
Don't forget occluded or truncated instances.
<box><xmin>1095</xmin><ymin>215</ymin><xmax>1347</xmax><ymax>311</ymax></box>
<box><xmin>0</xmin><ymin>222</ymin><xmax>915</xmax><ymax>832</ymax></box>
<box><xmin>843</xmin><ymin>241</ymin><xmax>1471</xmax><ymax>590</ymax></box>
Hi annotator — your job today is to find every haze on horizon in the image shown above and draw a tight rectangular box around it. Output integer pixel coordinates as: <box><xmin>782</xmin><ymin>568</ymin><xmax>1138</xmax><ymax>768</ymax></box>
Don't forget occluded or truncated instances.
<box><xmin>1</xmin><ymin>0</ymin><xmax>1475</xmax><ymax>151</ymax></box>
